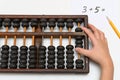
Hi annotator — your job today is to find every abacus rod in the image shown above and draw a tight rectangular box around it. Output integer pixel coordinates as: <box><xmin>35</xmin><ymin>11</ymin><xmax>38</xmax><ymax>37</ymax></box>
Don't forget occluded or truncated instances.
<box><xmin>23</xmin><ymin>27</ymin><xmax>26</xmax><ymax>46</ymax></box>
<box><xmin>14</xmin><ymin>27</ymin><xmax>17</xmax><ymax>45</ymax></box>
<box><xmin>78</xmin><ymin>22</ymin><xmax>81</xmax><ymax>59</ymax></box>
<box><xmin>59</xmin><ymin>27</ymin><xmax>62</xmax><ymax>46</ymax></box>
<box><xmin>68</xmin><ymin>28</ymin><xmax>72</xmax><ymax>45</ymax></box>
<box><xmin>4</xmin><ymin>27</ymin><xmax>8</xmax><ymax>45</ymax></box>
<box><xmin>32</xmin><ymin>27</ymin><xmax>35</xmax><ymax>45</ymax></box>
<box><xmin>50</xmin><ymin>27</ymin><xmax>54</xmax><ymax>46</ymax></box>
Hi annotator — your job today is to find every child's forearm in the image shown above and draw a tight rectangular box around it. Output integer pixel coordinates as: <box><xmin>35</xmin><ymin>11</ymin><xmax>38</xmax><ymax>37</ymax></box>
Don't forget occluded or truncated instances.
<box><xmin>100</xmin><ymin>61</ymin><xmax>114</xmax><ymax>80</ymax></box>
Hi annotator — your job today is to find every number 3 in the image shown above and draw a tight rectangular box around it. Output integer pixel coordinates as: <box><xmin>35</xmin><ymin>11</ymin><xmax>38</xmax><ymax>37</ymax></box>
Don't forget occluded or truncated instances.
<box><xmin>82</xmin><ymin>6</ymin><xmax>87</xmax><ymax>13</ymax></box>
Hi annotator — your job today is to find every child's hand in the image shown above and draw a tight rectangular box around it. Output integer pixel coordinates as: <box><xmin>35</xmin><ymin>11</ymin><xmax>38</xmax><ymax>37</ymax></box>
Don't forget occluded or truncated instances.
<box><xmin>75</xmin><ymin>24</ymin><xmax>114</xmax><ymax>80</ymax></box>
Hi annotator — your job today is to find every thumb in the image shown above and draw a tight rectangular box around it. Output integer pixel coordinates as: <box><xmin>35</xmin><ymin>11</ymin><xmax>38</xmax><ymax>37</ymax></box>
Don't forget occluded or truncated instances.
<box><xmin>75</xmin><ymin>48</ymin><xmax>90</xmax><ymax>57</ymax></box>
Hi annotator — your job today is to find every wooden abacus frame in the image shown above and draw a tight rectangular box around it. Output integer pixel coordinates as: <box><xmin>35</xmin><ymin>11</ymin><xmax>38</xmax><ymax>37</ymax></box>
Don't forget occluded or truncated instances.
<box><xmin>0</xmin><ymin>15</ymin><xmax>89</xmax><ymax>73</ymax></box>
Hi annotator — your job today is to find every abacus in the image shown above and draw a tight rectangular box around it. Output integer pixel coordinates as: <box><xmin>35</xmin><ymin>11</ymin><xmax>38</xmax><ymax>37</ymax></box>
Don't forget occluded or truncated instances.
<box><xmin>0</xmin><ymin>15</ymin><xmax>89</xmax><ymax>73</ymax></box>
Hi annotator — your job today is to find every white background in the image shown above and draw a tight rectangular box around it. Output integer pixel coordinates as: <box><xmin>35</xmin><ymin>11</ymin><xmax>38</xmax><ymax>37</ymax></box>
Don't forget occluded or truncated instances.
<box><xmin>0</xmin><ymin>0</ymin><xmax>120</xmax><ymax>80</ymax></box>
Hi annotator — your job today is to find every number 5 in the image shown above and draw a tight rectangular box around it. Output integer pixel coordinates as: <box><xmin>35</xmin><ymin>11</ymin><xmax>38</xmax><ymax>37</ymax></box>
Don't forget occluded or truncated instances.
<box><xmin>94</xmin><ymin>6</ymin><xmax>100</xmax><ymax>13</ymax></box>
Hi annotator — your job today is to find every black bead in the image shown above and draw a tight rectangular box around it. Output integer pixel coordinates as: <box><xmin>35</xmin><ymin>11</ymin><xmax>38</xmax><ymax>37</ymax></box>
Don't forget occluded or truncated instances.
<box><xmin>75</xmin><ymin>44</ymin><xmax>83</xmax><ymax>48</ymax></box>
<box><xmin>57</xmin><ymin>65</ymin><xmax>64</xmax><ymax>69</ymax></box>
<box><xmin>76</xmin><ymin>64</ymin><xmax>84</xmax><ymax>69</ymax></box>
<box><xmin>39</xmin><ymin>46</ymin><xmax>46</xmax><ymax>51</ymax></box>
<box><xmin>29</xmin><ymin>59</ymin><xmax>36</xmax><ymax>63</ymax></box>
<box><xmin>38</xmin><ymin>60</ymin><xmax>46</xmax><ymax>64</ymax></box>
<box><xmin>48</xmin><ymin>46</ymin><xmax>55</xmax><ymax>50</ymax></box>
<box><xmin>66</xmin><ymin>23</ymin><xmax>73</xmax><ymax>28</ymax></box>
<box><xmin>75</xmin><ymin>36</ymin><xmax>84</xmax><ymax>40</ymax></box>
<box><xmin>0</xmin><ymin>64</ymin><xmax>8</xmax><ymax>68</ymax></box>
<box><xmin>20</xmin><ymin>51</ymin><xmax>28</xmax><ymax>55</ymax></box>
<box><xmin>66</xmin><ymin>50</ymin><xmax>74</xmax><ymax>54</ymax></box>
<box><xmin>66</xmin><ymin>59</ymin><xmax>74</xmax><ymax>63</ymax></box>
<box><xmin>29</xmin><ymin>45</ymin><xmax>37</xmax><ymax>50</ymax></box>
<box><xmin>29</xmin><ymin>54</ymin><xmax>36</xmax><ymax>59</ymax></box>
<box><xmin>48</xmin><ymin>50</ymin><xmax>55</xmax><ymax>55</ymax></box>
<box><xmin>47</xmin><ymin>64</ymin><xmax>55</xmax><ymax>69</ymax></box>
<box><xmin>66</xmin><ymin>45</ymin><xmax>74</xmax><ymax>50</ymax></box>
<box><xmin>2</xmin><ymin>45</ymin><xmax>9</xmax><ymax>50</ymax></box>
<box><xmin>66</xmin><ymin>64</ymin><xmax>74</xmax><ymax>69</ymax></box>
<box><xmin>31</xmin><ymin>18</ymin><xmax>38</xmax><ymax>28</ymax></box>
<box><xmin>38</xmin><ymin>64</ymin><xmax>45</xmax><ymax>69</ymax></box>
<box><xmin>20</xmin><ymin>46</ymin><xmax>28</xmax><ymax>50</ymax></box>
<box><xmin>3</xmin><ymin>18</ymin><xmax>11</xmax><ymax>28</ymax></box>
<box><xmin>19</xmin><ymin>59</ymin><xmax>27</xmax><ymax>64</ymax></box>
<box><xmin>0</xmin><ymin>18</ymin><xmax>2</xmax><ymax>27</ymax></box>
<box><xmin>29</xmin><ymin>50</ymin><xmax>37</xmax><ymax>55</ymax></box>
<box><xmin>10</xmin><ymin>55</ymin><xmax>18</xmax><ymax>59</ymax></box>
<box><xmin>57</xmin><ymin>59</ymin><xmax>64</xmax><ymax>64</ymax></box>
<box><xmin>1</xmin><ymin>54</ymin><xmax>9</xmax><ymax>59</ymax></box>
<box><xmin>1</xmin><ymin>50</ymin><xmax>9</xmax><ymax>54</ymax></box>
<box><xmin>10</xmin><ymin>59</ymin><xmax>18</xmax><ymax>63</ymax></box>
<box><xmin>19</xmin><ymin>63</ymin><xmax>26</xmax><ymax>68</ymax></box>
<box><xmin>1</xmin><ymin>59</ymin><xmax>8</xmax><ymax>63</ymax></box>
<box><xmin>47</xmin><ymin>59</ymin><xmax>55</xmax><ymax>64</ymax></box>
<box><xmin>66</xmin><ymin>19</ymin><xmax>73</xmax><ymax>23</ymax></box>
<box><xmin>66</xmin><ymin>54</ymin><xmax>74</xmax><ymax>59</ymax></box>
<box><xmin>76</xmin><ymin>18</ymin><xmax>83</xmax><ymax>23</ymax></box>
<box><xmin>20</xmin><ymin>55</ymin><xmax>27</xmax><ymax>59</ymax></box>
<box><xmin>75</xmin><ymin>59</ymin><xmax>83</xmax><ymax>64</ymax></box>
<box><xmin>57</xmin><ymin>54</ymin><xmax>64</xmax><ymax>59</ymax></box>
<box><xmin>49</xmin><ymin>18</ymin><xmax>56</xmax><ymax>23</ymax></box>
<box><xmin>9</xmin><ymin>64</ymin><xmax>17</xmax><ymax>69</ymax></box>
<box><xmin>40</xmin><ymin>18</ymin><xmax>47</xmax><ymax>22</ymax></box>
<box><xmin>57</xmin><ymin>18</ymin><xmax>64</xmax><ymax>23</ymax></box>
<box><xmin>75</xmin><ymin>28</ymin><xmax>82</xmax><ymax>32</ymax></box>
<box><xmin>48</xmin><ymin>55</ymin><xmax>55</xmax><ymax>59</ymax></box>
<box><xmin>57</xmin><ymin>51</ymin><xmax>64</xmax><ymax>55</ymax></box>
<box><xmin>39</xmin><ymin>51</ymin><xmax>46</xmax><ymax>55</ymax></box>
<box><xmin>13</xmin><ymin>19</ymin><xmax>20</xmax><ymax>28</ymax></box>
<box><xmin>21</xmin><ymin>18</ymin><xmax>29</xmax><ymax>28</ymax></box>
<box><xmin>40</xmin><ymin>22</ymin><xmax>47</xmax><ymax>28</ymax></box>
<box><xmin>75</xmin><ymin>40</ymin><xmax>83</xmax><ymax>44</ymax></box>
<box><xmin>11</xmin><ymin>45</ymin><xmax>18</xmax><ymax>50</ymax></box>
<box><xmin>39</xmin><ymin>55</ymin><xmax>46</xmax><ymax>59</ymax></box>
<box><xmin>28</xmin><ymin>64</ymin><xmax>36</xmax><ymax>69</ymax></box>
<box><xmin>49</xmin><ymin>22</ymin><xmax>56</xmax><ymax>28</ymax></box>
<box><xmin>57</xmin><ymin>23</ymin><xmax>65</xmax><ymax>28</ymax></box>
<box><xmin>57</xmin><ymin>46</ymin><xmax>65</xmax><ymax>50</ymax></box>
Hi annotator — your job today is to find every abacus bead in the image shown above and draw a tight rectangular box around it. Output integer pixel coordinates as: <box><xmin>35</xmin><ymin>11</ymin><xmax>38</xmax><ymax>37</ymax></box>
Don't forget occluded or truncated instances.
<box><xmin>57</xmin><ymin>18</ymin><xmax>64</xmax><ymax>23</ymax></box>
<box><xmin>75</xmin><ymin>45</ymin><xmax>83</xmax><ymax>48</ymax></box>
<box><xmin>20</xmin><ymin>51</ymin><xmax>28</xmax><ymax>55</ymax></box>
<box><xmin>66</xmin><ymin>64</ymin><xmax>74</xmax><ymax>69</ymax></box>
<box><xmin>66</xmin><ymin>23</ymin><xmax>73</xmax><ymax>28</ymax></box>
<box><xmin>48</xmin><ymin>46</ymin><xmax>55</xmax><ymax>50</ymax></box>
<box><xmin>66</xmin><ymin>45</ymin><xmax>74</xmax><ymax>50</ymax></box>
<box><xmin>57</xmin><ymin>23</ymin><xmax>65</xmax><ymax>28</ymax></box>
<box><xmin>75</xmin><ymin>36</ymin><xmax>83</xmax><ymax>40</ymax></box>
<box><xmin>39</xmin><ymin>51</ymin><xmax>46</xmax><ymax>55</ymax></box>
<box><xmin>10</xmin><ymin>55</ymin><xmax>18</xmax><ymax>59</ymax></box>
<box><xmin>21</xmin><ymin>19</ymin><xmax>29</xmax><ymax>28</ymax></box>
<box><xmin>57</xmin><ymin>65</ymin><xmax>64</xmax><ymax>69</ymax></box>
<box><xmin>49</xmin><ymin>22</ymin><xmax>56</xmax><ymax>28</ymax></box>
<box><xmin>11</xmin><ymin>50</ymin><xmax>18</xmax><ymax>54</ymax></box>
<box><xmin>29</xmin><ymin>54</ymin><xmax>36</xmax><ymax>59</ymax></box>
<box><xmin>38</xmin><ymin>65</ymin><xmax>45</xmax><ymax>69</ymax></box>
<box><xmin>48</xmin><ymin>55</ymin><xmax>55</xmax><ymax>59</ymax></box>
<box><xmin>2</xmin><ymin>45</ymin><xmax>9</xmax><ymax>50</ymax></box>
<box><xmin>39</xmin><ymin>55</ymin><xmax>46</xmax><ymax>59</ymax></box>
<box><xmin>20</xmin><ymin>55</ymin><xmax>27</xmax><ymax>59</ymax></box>
<box><xmin>29</xmin><ymin>45</ymin><xmax>37</xmax><ymax>50</ymax></box>
<box><xmin>10</xmin><ymin>59</ymin><xmax>17</xmax><ymax>63</ymax></box>
<box><xmin>13</xmin><ymin>19</ymin><xmax>20</xmax><ymax>28</ymax></box>
<box><xmin>31</xmin><ymin>18</ymin><xmax>38</xmax><ymax>22</ymax></box>
<box><xmin>66</xmin><ymin>54</ymin><xmax>74</xmax><ymax>59</ymax></box>
<box><xmin>75</xmin><ymin>59</ymin><xmax>83</xmax><ymax>64</ymax></box>
<box><xmin>66</xmin><ymin>50</ymin><xmax>74</xmax><ymax>54</ymax></box>
<box><xmin>48</xmin><ymin>51</ymin><xmax>55</xmax><ymax>55</ymax></box>
<box><xmin>0</xmin><ymin>18</ymin><xmax>2</xmax><ymax>27</ymax></box>
<box><xmin>75</xmin><ymin>40</ymin><xmax>83</xmax><ymax>44</ymax></box>
<box><xmin>75</xmin><ymin>28</ymin><xmax>82</xmax><ymax>32</ymax></box>
<box><xmin>4</xmin><ymin>18</ymin><xmax>11</xmax><ymax>28</ymax></box>
<box><xmin>76</xmin><ymin>18</ymin><xmax>83</xmax><ymax>23</ymax></box>
<box><xmin>40</xmin><ymin>18</ymin><xmax>47</xmax><ymax>22</ymax></box>
<box><xmin>57</xmin><ymin>55</ymin><xmax>64</xmax><ymax>59</ymax></box>
<box><xmin>66</xmin><ymin>59</ymin><xmax>74</xmax><ymax>63</ymax></box>
<box><xmin>57</xmin><ymin>46</ymin><xmax>65</xmax><ymax>50</ymax></box>
<box><xmin>40</xmin><ymin>22</ymin><xmax>47</xmax><ymax>28</ymax></box>
<box><xmin>66</xmin><ymin>19</ymin><xmax>73</xmax><ymax>23</ymax></box>
<box><xmin>76</xmin><ymin>64</ymin><xmax>84</xmax><ymax>69</ymax></box>
<box><xmin>20</xmin><ymin>46</ymin><xmax>28</xmax><ymax>50</ymax></box>
<box><xmin>57</xmin><ymin>59</ymin><xmax>64</xmax><ymax>64</ymax></box>
<box><xmin>1</xmin><ymin>54</ymin><xmax>9</xmax><ymax>59</ymax></box>
<box><xmin>0</xmin><ymin>64</ymin><xmax>8</xmax><ymax>68</ymax></box>
<box><xmin>47</xmin><ymin>64</ymin><xmax>55</xmax><ymax>69</ymax></box>
<box><xmin>1</xmin><ymin>50</ymin><xmax>9</xmax><ymax>54</ymax></box>
<box><xmin>29</xmin><ymin>59</ymin><xmax>36</xmax><ymax>63</ymax></box>
<box><xmin>19</xmin><ymin>60</ymin><xmax>27</xmax><ymax>63</ymax></box>
<box><xmin>28</xmin><ymin>64</ymin><xmax>36</xmax><ymax>68</ymax></box>
<box><xmin>19</xmin><ymin>64</ymin><xmax>26</xmax><ymax>68</ymax></box>
<box><xmin>38</xmin><ymin>60</ymin><xmax>46</xmax><ymax>64</ymax></box>
<box><xmin>29</xmin><ymin>51</ymin><xmax>37</xmax><ymax>55</ymax></box>
<box><xmin>31</xmin><ymin>19</ymin><xmax>38</xmax><ymax>27</ymax></box>
<box><xmin>39</xmin><ymin>46</ymin><xmax>46</xmax><ymax>50</ymax></box>
<box><xmin>1</xmin><ymin>59</ymin><xmax>8</xmax><ymax>63</ymax></box>
<box><xmin>49</xmin><ymin>18</ymin><xmax>56</xmax><ymax>23</ymax></box>
<box><xmin>48</xmin><ymin>59</ymin><xmax>55</xmax><ymax>64</ymax></box>
<box><xmin>9</xmin><ymin>64</ymin><xmax>17</xmax><ymax>68</ymax></box>
<box><xmin>57</xmin><ymin>51</ymin><xmax>64</xmax><ymax>55</ymax></box>
<box><xmin>11</xmin><ymin>45</ymin><xmax>18</xmax><ymax>50</ymax></box>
